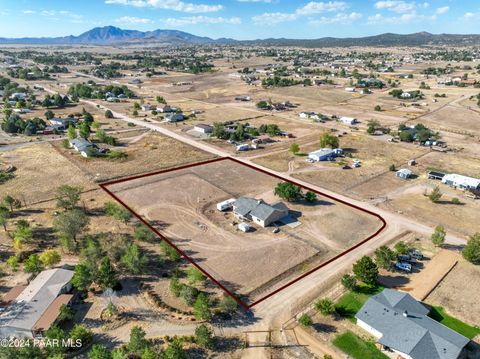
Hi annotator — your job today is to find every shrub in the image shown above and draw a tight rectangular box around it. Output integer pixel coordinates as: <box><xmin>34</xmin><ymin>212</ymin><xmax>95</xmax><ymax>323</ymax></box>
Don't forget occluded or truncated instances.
<box><xmin>298</xmin><ymin>313</ymin><xmax>313</xmax><ymax>327</ymax></box>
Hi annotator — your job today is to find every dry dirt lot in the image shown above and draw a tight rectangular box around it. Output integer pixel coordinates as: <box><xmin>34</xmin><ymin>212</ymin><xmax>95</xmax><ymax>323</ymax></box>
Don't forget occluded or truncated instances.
<box><xmin>427</xmin><ymin>260</ymin><xmax>480</xmax><ymax>328</ymax></box>
<box><xmin>106</xmin><ymin>159</ymin><xmax>383</xmax><ymax>304</ymax></box>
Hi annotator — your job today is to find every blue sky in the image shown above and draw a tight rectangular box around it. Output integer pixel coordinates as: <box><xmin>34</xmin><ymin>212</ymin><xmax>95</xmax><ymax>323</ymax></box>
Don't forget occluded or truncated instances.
<box><xmin>0</xmin><ymin>0</ymin><xmax>479</xmax><ymax>39</ymax></box>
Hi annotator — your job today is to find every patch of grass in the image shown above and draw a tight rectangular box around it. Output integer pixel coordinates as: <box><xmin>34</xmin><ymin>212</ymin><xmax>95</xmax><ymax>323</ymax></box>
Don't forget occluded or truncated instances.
<box><xmin>333</xmin><ymin>331</ymin><xmax>388</xmax><ymax>359</ymax></box>
<box><xmin>429</xmin><ymin>306</ymin><xmax>480</xmax><ymax>339</ymax></box>
<box><xmin>335</xmin><ymin>284</ymin><xmax>384</xmax><ymax>322</ymax></box>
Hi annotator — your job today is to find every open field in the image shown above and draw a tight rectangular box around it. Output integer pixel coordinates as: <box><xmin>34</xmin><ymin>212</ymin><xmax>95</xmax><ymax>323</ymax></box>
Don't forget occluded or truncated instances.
<box><xmin>105</xmin><ymin>158</ymin><xmax>383</xmax><ymax>305</ymax></box>
<box><xmin>52</xmin><ymin>132</ymin><xmax>216</xmax><ymax>182</ymax></box>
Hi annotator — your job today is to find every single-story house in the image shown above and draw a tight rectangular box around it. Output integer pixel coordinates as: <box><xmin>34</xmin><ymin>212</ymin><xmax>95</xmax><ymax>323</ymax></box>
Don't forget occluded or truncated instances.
<box><xmin>194</xmin><ymin>124</ymin><xmax>213</xmax><ymax>134</ymax></box>
<box><xmin>69</xmin><ymin>138</ymin><xmax>95</xmax><ymax>157</ymax></box>
<box><xmin>50</xmin><ymin>117</ymin><xmax>77</xmax><ymax>130</ymax></box>
<box><xmin>141</xmin><ymin>104</ymin><xmax>153</xmax><ymax>112</ymax></box>
<box><xmin>164</xmin><ymin>113</ymin><xmax>185</xmax><ymax>123</ymax></box>
<box><xmin>308</xmin><ymin>148</ymin><xmax>342</xmax><ymax>162</ymax></box>
<box><xmin>442</xmin><ymin>173</ymin><xmax>480</xmax><ymax>190</ymax></box>
<box><xmin>157</xmin><ymin>105</ymin><xmax>176</xmax><ymax>113</ymax></box>
<box><xmin>233</xmin><ymin>197</ymin><xmax>289</xmax><ymax>227</ymax></box>
<box><xmin>339</xmin><ymin>116</ymin><xmax>358</xmax><ymax>125</ymax></box>
<box><xmin>356</xmin><ymin>289</ymin><xmax>469</xmax><ymax>359</ymax></box>
<box><xmin>396</xmin><ymin>168</ymin><xmax>413</xmax><ymax>179</ymax></box>
<box><xmin>0</xmin><ymin>268</ymin><xmax>74</xmax><ymax>338</ymax></box>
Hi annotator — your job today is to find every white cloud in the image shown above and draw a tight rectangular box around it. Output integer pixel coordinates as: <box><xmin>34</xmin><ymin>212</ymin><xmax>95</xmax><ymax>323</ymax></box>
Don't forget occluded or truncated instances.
<box><xmin>309</xmin><ymin>12</ymin><xmax>362</xmax><ymax>25</ymax></box>
<box><xmin>435</xmin><ymin>6</ymin><xmax>449</xmax><ymax>15</ymax></box>
<box><xmin>252</xmin><ymin>1</ymin><xmax>350</xmax><ymax>25</ymax></box>
<box><xmin>374</xmin><ymin>1</ymin><xmax>416</xmax><ymax>13</ymax></box>
<box><xmin>163</xmin><ymin>16</ymin><xmax>241</xmax><ymax>26</ymax></box>
<box><xmin>296</xmin><ymin>1</ymin><xmax>349</xmax><ymax>15</ymax></box>
<box><xmin>464</xmin><ymin>12</ymin><xmax>480</xmax><ymax>20</ymax></box>
<box><xmin>368</xmin><ymin>11</ymin><xmax>435</xmax><ymax>24</ymax></box>
<box><xmin>23</xmin><ymin>10</ymin><xmax>36</xmax><ymax>14</ymax></box>
<box><xmin>115</xmin><ymin>16</ymin><xmax>154</xmax><ymax>24</ymax></box>
<box><xmin>36</xmin><ymin>10</ymin><xmax>84</xmax><ymax>22</ymax></box>
<box><xmin>237</xmin><ymin>0</ymin><xmax>274</xmax><ymax>2</ymax></box>
<box><xmin>105</xmin><ymin>0</ymin><xmax>223</xmax><ymax>13</ymax></box>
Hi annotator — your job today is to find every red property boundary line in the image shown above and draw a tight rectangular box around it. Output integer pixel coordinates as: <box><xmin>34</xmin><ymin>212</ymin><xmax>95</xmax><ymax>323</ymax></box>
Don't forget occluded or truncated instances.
<box><xmin>99</xmin><ymin>157</ymin><xmax>387</xmax><ymax>310</ymax></box>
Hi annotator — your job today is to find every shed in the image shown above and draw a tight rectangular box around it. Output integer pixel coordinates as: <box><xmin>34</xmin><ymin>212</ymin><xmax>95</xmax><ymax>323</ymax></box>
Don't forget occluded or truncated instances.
<box><xmin>396</xmin><ymin>169</ymin><xmax>413</xmax><ymax>179</ymax></box>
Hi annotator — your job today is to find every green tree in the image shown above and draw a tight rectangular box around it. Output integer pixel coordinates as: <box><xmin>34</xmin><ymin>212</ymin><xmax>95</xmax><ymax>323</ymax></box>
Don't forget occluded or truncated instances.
<box><xmin>54</xmin><ymin>209</ymin><xmax>89</xmax><ymax>248</ymax></box>
<box><xmin>134</xmin><ymin>224</ymin><xmax>156</xmax><ymax>242</ymax></box>
<box><xmin>462</xmin><ymin>233</ymin><xmax>480</xmax><ymax>264</ymax></box>
<box><xmin>79</xmin><ymin>121</ymin><xmax>91</xmax><ymax>139</ymax></box>
<box><xmin>187</xmin><ymin>266</ymin><xmax>206</xmax><ymax>284</ymax></box>
<box><xmin>57</xmin><ymin>304</ymin><xmax>74</xmax><ymax>322</ymax></box>
<box><xmin>341</xmin><ymin>274</ymin><xmax>357</xmax><ymax>291</ymax></box>
<box><xmin>128</xmin><ymin>326</ymin><xmax>149</xmax><ymax>356</ymax></box>
<box><xmin>24</xmin><ymin>253</ymin><xmax>44</xmax><ymax>274</ymax></box>
<box><xmin>290</xmin><ymin>143</ymin><xmax>300</xmax><ymax>155</ymax></box>
<box><xmin>141</xmin><ymin>348</ymin><xmax>158</xmax><ymax>359</ymax></box>
<box><xmin>70</xmin><ymin>324</ymin><xmax>93</xmax><ymax>346</ymax></box>
<box><xmin>169</xmin><ymin>274</ymin><xmax>182</xmax><ymax>297</ymax></box>
<box><xmin>219</xmin><ymin>294</ymin><xmax>238</xmax><ymax>316</ymax></box>
<box><xmin>6</xmin><ymin>256</ymin><xmax>19</xmax><ymax>271</ymax></box>
<box><xmin>319</xmin><ymin>132</ymin><xmax>339</xmax><ymax>149</ymax></box>
<box><xmin>71</xmin><ymin>263</ymin><xmax>92</xmax><ymax>292</ymax></box>
<box><xmin>0</xmin><ymin>206</ymin><xmax>10</xmax><ymax>231</ymax></box>
<box><xmin>44</xmin><ymin>325</ymin><xmax>67</xmax><ymax>355</ymax></box>
<box><xmin>89</xmin><ymin>344</ymin><xmax>112</xmax><ymax>359</ymax></box>
<box><xmin>298</xmin><ymin>313</ymin><xmax>313</xmax><ymax>327</ymax></box>
<box><xmin>39</xmin><ymin>249</ymin><xmax>61</xmax><ymax>268</ymax></box>
<box><xmin>105</xmin><ymin>110</ymin><xmax>114</xmax><ymax>119</ymax></box>
<box><xmin>314</xmin><ymin>298</ymin><xmax>335</xmax><ymax>316</ymax></box>
<box><xmin>431</xmin><ymin>225</ymin><xmax>446</xmax><ymax>247</ymax></box>
<box><xmin>193</xmin><ymin>293</ymin><xmax>212</xmax><ymax>321</ymax></box>
<box><xmin>274</xmin><ymin>182</ymin><xmax>302</xmax><ymax>202</ymax></box>
<box><xmin>120</xmin><ymin>243</ymin><xmax>148</xmax><ymax>275</ymax></box>
<box><xmin>3</xmin><ymin>195</ymin><xmax>21</xmax><ymax>212</ymax></box>
<box><xmin>429</xmin><ymin>186</ymin><xmax>443</xmax><ymax>203</ymax></box>
<box><xmin>44</xmin><ymin>109</ymin><xmax>55</xmax><ymax>119</ymax></box>
<box><xmin>394</xmin><ymin>241</ymin><xmax>409</xmax><ymax>255</ymax></box>
<box><xmin>56</xmin><ymin>185</ymin><xmax>82</xmax><ymax>210</ymax></box>
<box><xmin>352</xmin><ymin>256</ymin><xmax>378</xmax><ymax>286</ymax></box>
<box><xmin>67</xmin><ymin>124</ymin><xmax>76</xmax><ymax>139</ymax></box>
<box><xmin>195</xmin><ymin>324</ymin><xmax>214</xmax><ymax>349</ymax></box>
<box><xmin>104</xmin><ymin>201</ymin><xmax>132</xmax><ymax>223</ymax></box>
<box><xmin>305</xmin><ymin>191</ymin><xmax>317</xmax><ymax>203</ymax></box>
<box><xmin>162</xmin><ymin>339</ymin><xmax>186</xmax><ymax>359</ymax></box>
<box><xmin>97</xmin><ymin>257</ymin><xmax>118</xmax><ymax>290</ymax></box>
<box><xmin>374</xmin><ymin>245</ymin><xmax>396</xmax><ymax>270</ymax></box>
<box><xmin>180</xmin><ymin>285</ymin><xmax>199</xmax><ymax>306</ymax></box>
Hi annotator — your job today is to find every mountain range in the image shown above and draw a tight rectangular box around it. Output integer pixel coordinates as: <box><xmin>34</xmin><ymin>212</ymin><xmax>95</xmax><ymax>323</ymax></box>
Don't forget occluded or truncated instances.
<box><xmin>1</xmin><ymin>26</ymin><xmax>480</xmax><ymax>47</ymax></box>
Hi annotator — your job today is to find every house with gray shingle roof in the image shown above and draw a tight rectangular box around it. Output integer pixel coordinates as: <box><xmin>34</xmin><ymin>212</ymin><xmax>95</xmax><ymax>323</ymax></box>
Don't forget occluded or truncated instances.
<box><xmin>355</xmin><ymin>289</ymin><xmax>470</xmax><ymax>359</ymax></box>
<box><xmin>233</xmin><ymin>197</ymin><xmax>288</xmax><ymax>227</ymax></box>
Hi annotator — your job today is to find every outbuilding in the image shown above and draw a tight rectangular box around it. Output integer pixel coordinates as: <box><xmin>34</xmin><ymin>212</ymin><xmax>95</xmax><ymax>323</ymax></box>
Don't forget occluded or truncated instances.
<box><xmin>194</xmin><ymin>124</ymin><xmax>213</xmax><ymax>134</ymax></box>
<box><xmin>396</xmin><ymin>169</ymin><xmax>413</xmax><ymax>180</ymax></box>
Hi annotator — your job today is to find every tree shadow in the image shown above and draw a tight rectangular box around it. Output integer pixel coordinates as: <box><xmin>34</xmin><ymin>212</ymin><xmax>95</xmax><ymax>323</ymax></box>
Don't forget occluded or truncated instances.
<box><xmin>312</xmin><ymin>322</ymin><xmax>337</xmax><ymax>333</ymax></box>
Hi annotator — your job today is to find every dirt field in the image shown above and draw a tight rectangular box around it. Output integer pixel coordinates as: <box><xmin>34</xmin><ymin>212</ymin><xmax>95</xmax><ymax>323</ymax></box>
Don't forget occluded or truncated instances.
<box><xmin>105</xmin><ymin>159</ymin><xmax>383</xmax><ymax>304</ymax></box>
<box><xmin>52</xmin><ymin>132</ymin><xmax>216</xmax><ymax>182</ymax></box>
<box><xmin>427</xmin><ymin>260</ymin><xmax>480</xmax><ymax>328</ymax></box>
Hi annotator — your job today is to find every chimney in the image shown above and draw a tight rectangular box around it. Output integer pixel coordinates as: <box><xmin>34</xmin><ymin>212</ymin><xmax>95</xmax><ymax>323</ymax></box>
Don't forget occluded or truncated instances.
<box><xmin>403</xmin><ymin>310</ymin><xmax>408</xmax><ymax>317</ymax></box>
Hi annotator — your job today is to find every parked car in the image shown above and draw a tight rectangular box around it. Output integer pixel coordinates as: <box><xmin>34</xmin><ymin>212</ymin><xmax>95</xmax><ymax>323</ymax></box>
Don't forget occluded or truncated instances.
<box><xmin>395</xmin><ymin>261</ymin><xmax>412</xmax><ymax>272</ymax></box>
<box><xmin>409</xmin><ymin>250</ymin><xmax>424</xmax><ymax>260</ymax></box>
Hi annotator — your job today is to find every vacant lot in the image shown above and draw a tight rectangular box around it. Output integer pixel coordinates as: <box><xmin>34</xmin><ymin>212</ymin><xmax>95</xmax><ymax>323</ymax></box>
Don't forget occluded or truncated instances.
<box><xmin>106</xmin><ymin>159</ymin><xmax>383</xmax><ymax>304</ymax></box>
<box><xmin>53</xmin><ymin>132</ymin><xmax>215</xmax><ymax>182</ymax></box>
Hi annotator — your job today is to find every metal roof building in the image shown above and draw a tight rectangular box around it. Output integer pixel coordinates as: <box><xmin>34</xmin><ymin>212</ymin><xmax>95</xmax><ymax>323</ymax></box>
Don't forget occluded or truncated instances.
<box><xmin>442</xmin><ymin>173</ymin><xmax>480</xmax><ymax>190</ymax></box>
<box><xmin>0</xmin><ymin>268</ymin><xmax>74</xmax><ymax>338</ymax></box>
<box><xmin>355</xmin><ymin>289</ymin><xmax>469</xmax><ymax>359</ymax></box>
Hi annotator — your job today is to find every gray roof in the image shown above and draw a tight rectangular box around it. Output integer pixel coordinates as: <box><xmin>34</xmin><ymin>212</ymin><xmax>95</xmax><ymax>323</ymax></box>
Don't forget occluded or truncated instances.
<box><xmin>356</xmin><ymin>289</ymin><xmax>469</xmax><ymax>359</ymax></box>
<box><xmin>234</xmin><ymin>197</ymin><xmax>288</xmax><ymax>222</ymax></box>
<box><xmin>309</xmin><ymin>149</ymin><xmax>336</xmax><ymax>157</ymax></box>
<box><xmin>69</xmin><ymin>138</ymin><xmax>94</xmax><ymax>152</ymax></box>
<box><xmin>0</xmin><ymin>269</ymin><xmax>74</xmax><ymax>335</ymax></box>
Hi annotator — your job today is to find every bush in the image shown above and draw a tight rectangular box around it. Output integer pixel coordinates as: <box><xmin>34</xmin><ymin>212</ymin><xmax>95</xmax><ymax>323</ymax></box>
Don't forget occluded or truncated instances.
<box><xmin>195</xmin><ymin>324</ymin><xmax>214</xmax><ymax>349</ymax></box>
<box><xmin>462</xmin><ymin>233</ymin><xmax>480</xmax><ymax>265</ymax></box>
<box><xmin>451</xmin><ymin>197</ymin><xmax>461</xmax><ymax>205</ymax></box>
<box><xmin>341</xmin><ymin>274</ymin><xmax>357</xmax><ymax>291</ymax></box>
<box><xmin>298</xmin><ymin>313</ymin><xmax>313</xmax><ymax>327</ymax></box>
<box><xmin>394</xmin><ymin>241</ymin><xmax>409</xmax><ymax>255</ymax></box>
<box><xmin>315</xmin><ymin>298</ymin><xmax>335</xmax><ymax>316</ymax></box>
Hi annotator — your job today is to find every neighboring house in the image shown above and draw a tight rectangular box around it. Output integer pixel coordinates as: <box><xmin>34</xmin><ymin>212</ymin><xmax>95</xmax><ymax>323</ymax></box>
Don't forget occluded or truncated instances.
<box><xmin>233</xmin><ymin>197</ymin><xmax>289</xmax><ymax>227</ymax></box>
<box><xmin>356</xmin><ymin>289</ymin><xmax>469</xmax><ymax>359</ymax></box>
<box><xmin>299</xmin><ymin>111</ymin><xmax>320</xmax><ymax>120</ymax></box>
<box><xmin>396</xmin><ymin>169</ymin><xmax>413</xmax><ymax>180</ymax></box>
<box><xmin>164</xmin><ymin>113</ymin><xmax>185</xmax><ymax>122</ymax></box>
<box><xmin>339</xmin><ymin>116</ymin><xmax>358</xmax><ymax>125</ymax></box>
<box><xmin>308</xmin><ymin>148</ymin><xmax>342</xmax><ymax>162</ymax></box>
<box><xmin>69</xmin><ymin>138</ymin><xmax>95</xmax><ymax>157</ymax></box>
<box><xmin>194</xmin><ymin>124</ymin><xmax>213</xmax><ymax>134</ymax></box>
<box><xmin>10</xmin><ymin>92</ymin><xmax>27</xmax><ymax>100</ymax></box>
<box><xmin>157</xmin><ymin>105</ymin><xmax>176</xmax><ymax>113</ymax></box>
<box><xmin>442</xmin><ymin>173</ymin><xmax>480</xmax><ymax>190</ymax></box>
<box><xmin>50</xmin><ymin>117</ymin><xmax>77</xmax><ymax>130</ymax></box>
<box><xmin>0</xmin><ymin>268</ymin><xmax>74</xmax><ymax>338</ymax></box>
<box><xmin>141</xmin><ymin>104</ymin><xmax>153</xmax><ymax>112</ymax></box>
